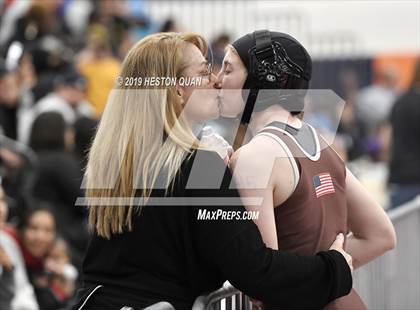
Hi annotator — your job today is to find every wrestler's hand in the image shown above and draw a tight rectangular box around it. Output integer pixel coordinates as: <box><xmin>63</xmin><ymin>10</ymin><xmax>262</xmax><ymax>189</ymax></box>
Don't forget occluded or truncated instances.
<box><xmin>329</xmin><ymin>233</ymin><xmax>353</xmax><ymax>272</ymax></box>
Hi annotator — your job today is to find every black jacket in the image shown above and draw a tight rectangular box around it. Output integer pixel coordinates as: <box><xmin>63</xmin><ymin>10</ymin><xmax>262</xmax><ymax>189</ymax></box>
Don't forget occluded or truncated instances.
<box><xmin>73</xmin><ymin>150</ymin><xmax>352</xmax><ymax>310</ymax></box>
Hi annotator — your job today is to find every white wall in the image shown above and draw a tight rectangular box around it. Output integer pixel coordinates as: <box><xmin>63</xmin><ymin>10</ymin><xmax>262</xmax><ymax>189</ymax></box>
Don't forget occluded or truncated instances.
<box><xmin>145</xmin><ymin>0</ymin><xmax>420</xmax><ymax>58</ymax></box>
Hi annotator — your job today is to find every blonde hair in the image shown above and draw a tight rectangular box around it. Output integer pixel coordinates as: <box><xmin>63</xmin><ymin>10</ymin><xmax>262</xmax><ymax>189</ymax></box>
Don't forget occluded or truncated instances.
<box><xmin>87</xmin><ymin>32</ymin><xmax>208</xmax><ymax>238</ymax></box>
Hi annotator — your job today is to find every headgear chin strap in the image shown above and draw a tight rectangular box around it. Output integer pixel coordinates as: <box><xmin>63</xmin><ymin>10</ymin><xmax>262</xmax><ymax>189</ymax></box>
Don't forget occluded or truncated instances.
<box><xmin>236</xmin><ymin>30</ymin><xmax>311</xmax><ymax>125</ymax></box>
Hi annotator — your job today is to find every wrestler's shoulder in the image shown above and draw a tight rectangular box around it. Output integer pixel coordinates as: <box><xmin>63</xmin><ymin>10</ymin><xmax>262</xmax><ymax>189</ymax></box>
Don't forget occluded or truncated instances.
<box><xmin>232</xmin><ymin>137</ymin><xmax>289</xmax><ymax>165</ymax></box>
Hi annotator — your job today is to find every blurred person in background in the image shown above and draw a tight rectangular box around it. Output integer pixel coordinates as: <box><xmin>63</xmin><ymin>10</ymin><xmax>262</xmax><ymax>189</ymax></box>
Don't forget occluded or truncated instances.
<box><xmin>20</xmin><ymin>69</ymin><xmax>93</xmax><ymax>145</ymax></box>
<box><xmin>0</xmin><ymin>54</ymin><xmax>37</xmax><ymax>216</ymax></box>
<box><xmin>0</xmin><ymin>184</ymin><xmax>39</xmax><ymax>310</ymax></box>
<box><xmin>0</xmin><ymin>134</ymin><xmax>38</xmax><ymax>221</ymax></box>
<box><xmin>356</xmin><ymin>66</ymin><xmax>399</xmax><ymax>161</ymax></box>
<box><xmin>62</xmin><ymin>0</ymin><xmax>94</xmax><ymax>42</ymax></box>
<box><xmin>76</xmin><ymin>23</ymin><xmax>120</xmax><ymax>117</ymax></box>
<box><xmin>0</xmin><ymin>45</ymin><xmax>36</xmax><ymax>145</ymax></box>
<box><xmin>0</xmin><ymin>136</ymin><xmax>30</xmax><ymax>226</ymax></box>
<box><xmin>2</xmin><ymin>0</ymin><xmax>70</xmax><ymax>48</ymax></box>
<box><xmin>0</xmin><ymin>181</ymin><xmax>15</xmax><ymax>310</ymax></box>
<box><xmin>0</xmin><ymin>0</ymin><xmax>33</xmax><ymax>47</ymax></box>
<box><xmin>27</xmin><ymin>37</ymin><xmax>73</xmax><ymax>103</ymax></box>
<box><xmin>73</xmin><ymin>116</ymin><xmax>98</xmax><ymax>177</ymax></box>
<box><xmin>44</xmin><ymin>238</ymin><xmax>78</xmax><ymax>306</ymax></box>
<box><xmin>0</xmin><ymin>57</ymin><xmax>21</xmax><ymax>140</ymax></box>
<box><xmin>159</xmin><ymin>17</ymin><xmax>180</xmax><ymax>33</ymax></box>
<box><xmin>356</xmin><ymin>66</ymin><xmax>399</xmax><ymax>133</ymax></box>
<box><xmin>388</xmin><ymin>60</ymin><xmax>420</xmax><ymax>208</ymax></box>
<box><xmin>29</xmin><ymin>112</ymin><xmax>87</xmax><ymax>269</ymax></box>
<box><xmin>336</xmin><ymin>68</ymin><xmax>367</xmax><ymax>161</ymax></box>
<box><xmin>87</xmin><ymin>0</ymin><xmax>132</xmax><ymax>57</ymax></box>
<box><xmin>4</xmin><ymin>206</ymin><xmax>59</xmax><ymax>310</ymax></box>
<box><xmin>210</xmin><ymin>33</ymin><xmax>231</xmax><ymax>74</ymax></box>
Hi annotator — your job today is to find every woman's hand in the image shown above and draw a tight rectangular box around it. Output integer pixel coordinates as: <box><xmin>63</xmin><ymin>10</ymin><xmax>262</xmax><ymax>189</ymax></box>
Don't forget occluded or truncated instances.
<box><xmin>201</xmin><ymin>126</ymin><xmax>233</xmax><ymax>164</ymax></box>
<box><xmin>45</xmin><ymin>258</ymin><xmax>65</xmax><ymax>277</ymax></box>
<box><xmin>329</xmin><ymin>233</ymin><xmax>353</xmax><ymax>272</ymax></box>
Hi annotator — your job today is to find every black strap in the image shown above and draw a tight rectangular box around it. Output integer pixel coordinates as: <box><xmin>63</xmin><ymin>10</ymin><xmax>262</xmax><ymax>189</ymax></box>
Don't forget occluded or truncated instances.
<box><xmin>254</xmin><ymin>30</ymin><xmax>273</xmax><ymax>61</ymax></box>
<box><xmin>239</xmin><ymin>88</ymin><xmax>259</xmax><ymax>125</ymax></box>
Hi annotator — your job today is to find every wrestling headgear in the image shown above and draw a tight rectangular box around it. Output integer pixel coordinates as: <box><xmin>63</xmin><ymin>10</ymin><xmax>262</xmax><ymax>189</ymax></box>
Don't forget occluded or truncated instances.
<box><xmin>231</xmin><ymin>30</ymin><xmax>312</xmax><ymax>124</ymax></box>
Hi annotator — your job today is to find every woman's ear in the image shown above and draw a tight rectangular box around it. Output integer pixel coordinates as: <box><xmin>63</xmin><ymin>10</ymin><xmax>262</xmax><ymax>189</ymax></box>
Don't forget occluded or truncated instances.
<box><xmin>176</xmin><ymin>85</ymin><xmax>185</xmax><ymax>106</ymax></box>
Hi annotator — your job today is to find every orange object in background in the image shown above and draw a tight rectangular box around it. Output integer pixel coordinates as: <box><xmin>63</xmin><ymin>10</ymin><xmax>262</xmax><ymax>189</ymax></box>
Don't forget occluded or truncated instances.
<box><xmin>78</xmin><ymin>58</ymin><xmax>121</xmax><ymax>117</ymax></box>
<box><xmin>373</xmin><ymin>54</ymin><xmax>420</xmax><ymax>91</ymax></box>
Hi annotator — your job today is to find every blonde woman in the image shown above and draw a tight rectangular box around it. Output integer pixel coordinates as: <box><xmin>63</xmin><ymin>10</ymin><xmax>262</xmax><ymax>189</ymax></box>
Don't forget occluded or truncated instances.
<box><xmin>72</xmin><ymin>32</ymin><xmax>353</xmax><ymax>310</ymax></box>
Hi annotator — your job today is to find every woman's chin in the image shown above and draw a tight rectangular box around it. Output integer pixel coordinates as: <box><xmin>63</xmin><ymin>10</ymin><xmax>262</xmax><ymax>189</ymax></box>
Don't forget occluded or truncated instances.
<box><xmin>207</xmin><ymin>108</ymin><xmax>221</xmax><ymax>121</ymax></box>
<box><xmin>220</xmin><ymin>107</ymin><xmax>239</xmax><ymax>118</ymax></box>
<box><xmin>190</xmin><ymin>110</ymin><xmax>220</xmax><ymax>124</ymax></box>
<box><xmin>219</xmin><ymin>99</ymin><xmax>243</xmax><ymax>118</ymax></box>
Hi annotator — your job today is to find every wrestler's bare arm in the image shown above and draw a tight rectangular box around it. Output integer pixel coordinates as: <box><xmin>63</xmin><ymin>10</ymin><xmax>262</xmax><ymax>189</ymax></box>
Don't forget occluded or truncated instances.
<box><xmin>230</xmin><ymin>136</ymin><xmax>296</xmax><ymax>249</ymax></box>
<box><xmin>345</xmin><ymin>168</ymin><xmax>396</xmax><ymax>269</ymax></box>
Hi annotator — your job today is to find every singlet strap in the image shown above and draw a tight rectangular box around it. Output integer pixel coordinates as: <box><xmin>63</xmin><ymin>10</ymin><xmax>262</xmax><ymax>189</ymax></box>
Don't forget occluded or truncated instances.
<box><xmin>259</xmin><ymin>121</ymin><xmax>321</xmax><ymax>161</ymax></box>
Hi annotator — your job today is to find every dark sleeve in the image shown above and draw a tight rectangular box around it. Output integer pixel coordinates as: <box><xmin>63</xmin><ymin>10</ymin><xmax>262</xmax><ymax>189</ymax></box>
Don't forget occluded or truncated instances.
<box><xmin>191</xmin><ymin>151</ymin><xmax>352</xmax><ymax>309</ymax></box>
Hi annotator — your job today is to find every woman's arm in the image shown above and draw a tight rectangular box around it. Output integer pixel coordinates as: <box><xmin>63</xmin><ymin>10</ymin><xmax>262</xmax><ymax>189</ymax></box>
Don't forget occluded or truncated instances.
<box><xmin>194</xmin><ymin>205</ymin><xmax>352</xmax><ymax>308</ymax></box>
<box><xmin>345</xmin><ymin>167</ymin><xmax>396</xmax><ymax>269</ymax></box>
<box><xmin>193</xmin><ymin>150</ymin><xmax>352</xmax><ymax>309</ymax></box>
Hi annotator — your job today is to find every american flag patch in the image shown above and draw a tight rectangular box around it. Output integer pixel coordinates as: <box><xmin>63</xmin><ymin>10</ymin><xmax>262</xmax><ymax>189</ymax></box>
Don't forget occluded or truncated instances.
<box><xmin>313</xmin><ymin>173</ymin><xmax>335</xmax><ymax>198</ymax></box>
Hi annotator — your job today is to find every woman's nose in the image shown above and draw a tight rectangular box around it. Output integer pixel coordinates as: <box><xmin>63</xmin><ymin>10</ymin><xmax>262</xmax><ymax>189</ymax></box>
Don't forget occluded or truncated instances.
<box><xmin>212</xmin><ymin>73</ymin><xmax>222</xmax><ymax>89</ymax></box>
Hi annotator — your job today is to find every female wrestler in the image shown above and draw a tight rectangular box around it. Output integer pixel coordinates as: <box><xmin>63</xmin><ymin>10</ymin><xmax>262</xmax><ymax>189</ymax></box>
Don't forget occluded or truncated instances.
<box><xmin>217</xmin><ymin>30</ymin><xmax>396</xmax><ymax>309</ymax></box>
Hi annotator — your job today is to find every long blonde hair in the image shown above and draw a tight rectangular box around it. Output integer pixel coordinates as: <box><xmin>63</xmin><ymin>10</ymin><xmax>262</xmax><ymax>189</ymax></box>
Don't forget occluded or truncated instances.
<box><xmin>87</xmin><ymin>32</ymin><xmax>208</xmax><ymax>238</ymax></box>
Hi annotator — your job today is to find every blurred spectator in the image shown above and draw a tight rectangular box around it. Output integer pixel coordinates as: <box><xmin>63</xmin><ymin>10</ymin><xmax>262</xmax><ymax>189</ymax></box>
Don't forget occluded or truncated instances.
<box><xmin>88</xmin><ymin>0</ymin><xmax>132</xmax><ymax>56</ymax></box>
<box><xmin>388</xmin><ymin>60</ymin><xmax>420</xmax><ymax>207</ymax></box>
<box><xmin>63</xmin><ymin>0</ymin><xmax>94</xmax><ymax>39</ymax></box>
<box><xmin>20</xmin><ymin>69</ymin><xmax>93</xmax><ymax>145</ymax></box>
<box><xmin>29</xmin><ymin>112</ymin><xmax>87</xmax><ymax>270</ymax></box>
<box><xmin>29</xmin><ymin>37</ymin><xmax>74</xmax><ymax>102</ymax></box>
<box><xmin>0</xmin><ymin>58</ymin><xmax>20</xmax><ymax>140</ymax></box>
<box><xmin>73</xmin><ymin>116</ymin><xmax>98</xmax><ymax>172</ymax></box>
<box><xmin>0</xmin><ymin>132</ymin><xmax>38</xmax><ymax>221</ymax></box>
<box><xmin>210</xmin><ymin>33</ymin><xmax>230</xmax><ymax>74</ymax></box>
<box><xmin>159</xmin><ymin>17</ymin><xmax>180</xmax><ymax>33</ymax></box>
<box><xmin>0</xmin><ymin>138</ymin><xmax>26</xmax><ymax>210</ymax></box>
<box><xmin>17</xmin><ymin>49</ymin><xmax>37</xmax><ymax>91</ymax></box>
<box><xmin>76</xmin><ymin>24</ymin><xmax>120</xmax><ymax>116</ymax></box>
<box><xmin>124</xmin><ymin>0</ymin><xmax>154</xmax><ymax>47</ymax></box>
<box><xmin>337</xmin><ymin>68</ymin><xmax>367</xmax><ymax>161</ymax></box>
<box><xmin>356</xmin><ymin>66</ymin><xmax>399</xmax><ymax>136</ymax></box>
<box><xmin>337</xmin><ymin>101</ymin><xmax>367</xmax><ymax>161</ymax></box>
<box><xmin>0</xmin><ymin>52</ymin><xmax>38</xmax><ymax>215</ymax></box>
<box><xmin>4</xmin><ymin>206</ymin><xmax>57</xmax><ymax>309</ymax></box>
<box><xmin>0</xmin><ymin>0</ymin><xmax>32</xmax><ymax>46</ymax></box>
<box><xmin>0</xmin><ymin>184</ymin><xmax>39</xmax><ymax>310</ymax></box>
<box><xmin>0</xmin><ymin>47</ymin><xmax>37</xmax><ymax>145</ymax></box>
<box><xmin>3</xmin><ymin>0</ymin><xmax>71</xmax><ymax>47</ymax></box>
<box><xmin>44</xmin><ymin>238</ymin><xmax>78</xmax><ymax>306</ymax></box>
